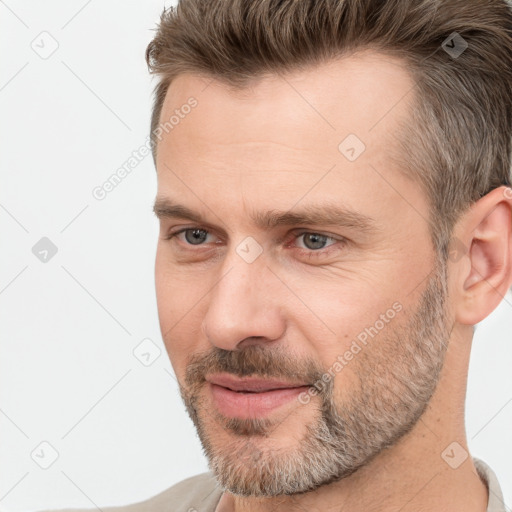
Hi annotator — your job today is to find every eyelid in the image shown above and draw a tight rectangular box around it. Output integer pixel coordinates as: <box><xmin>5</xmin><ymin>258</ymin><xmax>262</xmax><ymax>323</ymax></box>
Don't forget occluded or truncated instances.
<box><xmin>164</xmin><ymin>226</ymin><xmax>347</xmax><ymax>257</ymax></box>
<box><xmin>287</xmin><ymin>229</ymin><xmax>342</xmax><ymax>244</ymax></box>
<box><xmin>164</xmin><ymin>226</ymin><xmax>218</xmax><ymax>242</ymax></box>
<box><xmin>285</xmin><ymin>230</ymin><xmax>346</xmax><ymax>257</ymax></box>
<box><xmin>166</xmin><ymin>226</ymin><xmax>341</xmax><ymax>241</ymax></box>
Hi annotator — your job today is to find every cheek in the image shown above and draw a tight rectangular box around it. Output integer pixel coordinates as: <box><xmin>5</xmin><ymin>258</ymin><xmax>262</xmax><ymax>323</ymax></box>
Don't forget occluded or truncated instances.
<box><xmin>287</xmin><ymin>273</ymin><xmax>405</xmax><ymax>371</ymax></box>
<box><xmin>154</xmin><ymin>251</ymin><xmax>175</xmax><ymax>331</ymax></box>
<box><xmin>155</xmin><ymin>249</ymin><xmax>212</xmax><ymax>367</ymax></box>
<box><xmin>288</xmin><ymin>269</ymin><xmax>399</xmax><ymax>331</ymax></box>
<box><xmin>155</xmin><ymin>246</ymin><xmax>195</xmax><ymax>318</ymax></box>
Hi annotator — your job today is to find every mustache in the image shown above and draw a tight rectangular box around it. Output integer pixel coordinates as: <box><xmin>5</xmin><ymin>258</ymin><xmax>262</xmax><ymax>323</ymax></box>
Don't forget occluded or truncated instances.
<box><xmin>184</xmin><ymin>344</ymin><xmax>326</xmax><ymax>389</ymax></box>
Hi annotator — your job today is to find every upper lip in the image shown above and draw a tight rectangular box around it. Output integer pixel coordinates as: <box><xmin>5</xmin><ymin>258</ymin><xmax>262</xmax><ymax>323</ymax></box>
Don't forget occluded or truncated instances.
<box><xmin>206</xmin><ymin>374</ymin><xmax>310</xmax><ymax>392</ymax></box>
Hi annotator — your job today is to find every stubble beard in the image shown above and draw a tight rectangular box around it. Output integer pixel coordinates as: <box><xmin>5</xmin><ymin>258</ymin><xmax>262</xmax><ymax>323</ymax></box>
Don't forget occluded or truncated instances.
<box><xmin>178</xmin><ymin>262</ymin><xmax>451</xmax><ymax>497</ymax></box>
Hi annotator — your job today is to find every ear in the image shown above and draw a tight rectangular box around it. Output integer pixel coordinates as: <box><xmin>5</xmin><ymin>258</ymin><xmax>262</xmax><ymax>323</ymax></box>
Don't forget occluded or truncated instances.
<box><xmin>451</xmin><ymin>186</ymin><xmax>512</xmax><ymax>325</ymax></box>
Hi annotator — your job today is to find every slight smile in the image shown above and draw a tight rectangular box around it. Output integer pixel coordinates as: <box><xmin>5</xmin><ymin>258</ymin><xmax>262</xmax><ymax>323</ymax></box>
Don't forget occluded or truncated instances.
<box><xmin>206</xmin><ymin>374</ymin><xmax>312</xmax><ymax>418</ymax></box>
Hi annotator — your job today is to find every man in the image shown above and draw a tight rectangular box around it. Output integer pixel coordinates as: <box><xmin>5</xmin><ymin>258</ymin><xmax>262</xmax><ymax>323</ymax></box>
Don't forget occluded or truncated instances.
<box><xmin>51</xmin><ymin>0</ymin><xmax>512</xmax><ymax>511</ymax></box>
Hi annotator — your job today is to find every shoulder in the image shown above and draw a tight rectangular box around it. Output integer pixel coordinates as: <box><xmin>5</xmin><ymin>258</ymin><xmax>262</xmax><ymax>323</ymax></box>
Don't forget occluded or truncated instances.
<box><xmin>40</xmin><ymin>472</ymin><xmax>222</xmax><ymax>512</ymax></box>
<box><xmin>473</xmin><ymin>457</ymin><xmax>507</xmax><ymax>512</ymax></box>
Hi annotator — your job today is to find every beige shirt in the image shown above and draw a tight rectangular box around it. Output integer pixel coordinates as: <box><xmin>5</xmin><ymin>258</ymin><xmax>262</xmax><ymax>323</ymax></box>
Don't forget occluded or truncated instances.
<box><xmin>47</xmin><ymin>457</ymin><xmax>506</xmax><ymax>512</ymax></box>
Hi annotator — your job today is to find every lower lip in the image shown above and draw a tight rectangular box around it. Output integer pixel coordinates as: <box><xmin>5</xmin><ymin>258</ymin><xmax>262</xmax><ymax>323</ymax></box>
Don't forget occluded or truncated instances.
<box><xmin>209</xmin><ymin>383</ymin><xmax>311</xmax><ymax>418</ymax></box>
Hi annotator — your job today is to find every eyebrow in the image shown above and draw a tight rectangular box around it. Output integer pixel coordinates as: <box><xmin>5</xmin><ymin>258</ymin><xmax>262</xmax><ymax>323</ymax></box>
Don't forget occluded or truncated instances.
<box><xmin>153</xmin><ymin>197</ymin><xmax>378</xmax><ymax>233</ymax></box>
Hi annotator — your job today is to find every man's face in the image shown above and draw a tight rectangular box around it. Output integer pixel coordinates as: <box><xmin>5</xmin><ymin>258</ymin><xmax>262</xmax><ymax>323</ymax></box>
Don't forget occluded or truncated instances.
<box><xmin>154</xmin><ymin>52</ymin><xmax>452</xmax><ymax>496</ymax></box>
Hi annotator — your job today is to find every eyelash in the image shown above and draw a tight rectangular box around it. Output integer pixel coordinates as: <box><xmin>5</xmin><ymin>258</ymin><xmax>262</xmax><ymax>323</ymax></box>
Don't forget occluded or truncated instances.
<box><xmin>164</xmin><ymin>227</ymin><xmax>345</xmax><ymax>259</ymax></box>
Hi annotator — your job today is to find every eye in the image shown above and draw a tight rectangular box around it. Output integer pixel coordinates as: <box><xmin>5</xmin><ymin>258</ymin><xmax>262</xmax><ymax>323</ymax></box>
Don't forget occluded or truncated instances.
<box><xmin>288</xmin><ymin>231</ymin><xmax>346</xmax><ymax>261</ymax></box>
<box><xmin>165</xmin><ymin>227</ymin><xmax>216</xmax><ymax>245</ymax></box>
<box><xmin>296</xmin><ymin>232</ymin><xmax>336</xmax><ymax>251</ymax></box>
<box><xmin>164</xmin><ymin>227</ymin><xmax>345</xmax><ymax>261</ymax></box>
<box><xmin>183</xmin><ymin>228</ymin><xmax>209</xmax><ymax>245</ymax></box>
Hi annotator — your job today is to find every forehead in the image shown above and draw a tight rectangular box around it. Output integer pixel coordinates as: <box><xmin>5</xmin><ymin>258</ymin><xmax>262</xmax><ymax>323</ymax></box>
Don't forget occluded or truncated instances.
<box><xmin>157</xmin><ymin>50</ymin><xmax>414</xmax><ymax>161</ymax></box>
<box><xmin>154</xmin><ymin>51</ymin><xmax>421</xmax><ymax>224</ymax></box>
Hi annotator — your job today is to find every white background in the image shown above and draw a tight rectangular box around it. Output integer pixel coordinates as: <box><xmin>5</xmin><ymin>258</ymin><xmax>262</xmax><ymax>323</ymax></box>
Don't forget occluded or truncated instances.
<box><xmin>0</xmin><ymin>1</ymin><xmax>511</xmax><ymax>511</ymax></box>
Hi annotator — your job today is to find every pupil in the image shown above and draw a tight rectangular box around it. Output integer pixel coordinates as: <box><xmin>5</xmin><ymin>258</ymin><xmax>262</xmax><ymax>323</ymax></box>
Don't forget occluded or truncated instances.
<box><xmin>304</xmin><ymin>233</ymin><xmax>327</xmax><ymax>250</ymax></box>
<box><xmin>186</xmin><ymin>229</ymin><xmax>207</xmax><ymax>245</ymax></box>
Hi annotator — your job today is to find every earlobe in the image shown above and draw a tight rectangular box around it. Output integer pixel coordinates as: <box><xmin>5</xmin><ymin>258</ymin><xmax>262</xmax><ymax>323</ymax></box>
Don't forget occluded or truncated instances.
<box><xmin>454</xmin><ymin>186</ymin><xmax>512</xmax><ymax>325</ymax></box>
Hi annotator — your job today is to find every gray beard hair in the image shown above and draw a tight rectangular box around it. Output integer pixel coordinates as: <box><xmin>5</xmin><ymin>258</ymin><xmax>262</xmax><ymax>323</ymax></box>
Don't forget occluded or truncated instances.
<box><xmin>178</xmin><ymin>261</ymin><xmax>450</xmax><ymax>497</ymax></box>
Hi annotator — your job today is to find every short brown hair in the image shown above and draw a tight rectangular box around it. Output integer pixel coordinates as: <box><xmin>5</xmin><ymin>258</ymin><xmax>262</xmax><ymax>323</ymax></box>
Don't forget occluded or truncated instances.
<box><xmin>145</xmin><ymin>0</ymin><xmax>512</xmax><ymax>256</ymax></box>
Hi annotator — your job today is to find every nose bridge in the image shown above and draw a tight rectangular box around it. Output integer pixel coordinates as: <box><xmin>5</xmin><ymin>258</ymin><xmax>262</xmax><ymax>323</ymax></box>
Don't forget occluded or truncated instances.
<box><xmin>201</xmin><ymin>246</ymin><xmax>285</xmax><ymax>350</ymax></box>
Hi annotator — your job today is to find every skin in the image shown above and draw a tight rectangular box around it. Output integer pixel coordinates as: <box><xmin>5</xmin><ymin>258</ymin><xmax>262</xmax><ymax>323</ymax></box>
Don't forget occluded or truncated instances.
<box><xmin>153</xmin><ymin>51</ymin><xmax>512</xmax><ymax>512</ymax></box>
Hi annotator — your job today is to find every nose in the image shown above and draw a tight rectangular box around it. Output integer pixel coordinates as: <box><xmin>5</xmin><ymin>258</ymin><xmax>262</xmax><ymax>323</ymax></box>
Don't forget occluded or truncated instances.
<box><xmin>201</xmin><ymin>251</ymin><xmax>286</xmax><ymax>351</ymax></box>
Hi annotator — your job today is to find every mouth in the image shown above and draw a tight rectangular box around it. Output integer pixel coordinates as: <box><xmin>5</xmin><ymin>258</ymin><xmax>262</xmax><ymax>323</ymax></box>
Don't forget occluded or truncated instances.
<box><xmin>205</xmin><ymin>374</ymin><xmax>311</xmax><ymax>418</ymax></box>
